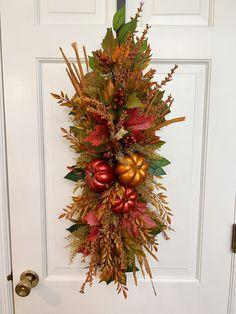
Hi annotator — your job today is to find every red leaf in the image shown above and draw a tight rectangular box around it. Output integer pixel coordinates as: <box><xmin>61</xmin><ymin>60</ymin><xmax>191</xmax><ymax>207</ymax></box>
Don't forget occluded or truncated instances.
<box><xmin>121</xmin><ymin>202</ymin><xmax>156</xmax><ymax>236</ymax></box>
<box><xmin>87</xmin><ymin>226</ymin><xmax>99</xmax><ymax>241</ymax></box>
<box><xmin>132</xmin><ymin>130</ymin><xmax>146</xmax><ymax>142</ymax></box>
<box><xmin>84</xmin><ymin>211</ymin><xmax>99</xmax><ymax>226</ymax></box>
<box><xmin>77</xmin><ymin>247</ymin><xmax>90</xmax><ymax>256</ymax></box>
<box><xmin>137</xmin><ymin>203</ymin><xmax>156</xmax><ymax>228</ymax></box>
<box><xmin>85</xmin><ymin>125</ymin><xmax>109</xmax><ymax>146</ymax></box>
<box><xmin>125</xmin><ymin>109</ymin><xmax>153</xmax><ymax>132</ymax></box>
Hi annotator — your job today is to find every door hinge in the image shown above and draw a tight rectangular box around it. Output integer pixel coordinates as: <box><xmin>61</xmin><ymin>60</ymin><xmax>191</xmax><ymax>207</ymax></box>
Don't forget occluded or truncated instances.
<box><xmin>7</xmin><ymin>272</ymin><xmax>13</xmax><ymax>281</ymax></box>
<box><xmin>232</xmin><ymin>224</ymin><xmax>236</xmax><ymax>253</ymax></box>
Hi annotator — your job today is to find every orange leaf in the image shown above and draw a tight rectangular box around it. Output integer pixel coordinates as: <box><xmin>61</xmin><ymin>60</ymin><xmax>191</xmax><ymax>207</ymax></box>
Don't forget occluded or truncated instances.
<box><xmin>103</xmin><ymin>79</ymin><xmax>114</xmax><ymax>100</ymax></box>
<box><xmin>58</xmin><ymin>213</ymin><xmax>66</xmax><ymax>219</ymax></box>
<box><xmin>112</xmin><ymin>46</ymin><xmax>122</xmax><ymax>62</ymax></box>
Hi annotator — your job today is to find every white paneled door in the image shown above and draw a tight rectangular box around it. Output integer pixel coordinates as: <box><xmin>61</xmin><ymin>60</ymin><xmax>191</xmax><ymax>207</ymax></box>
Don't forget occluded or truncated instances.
<box><xmin>1</xmin><ymin>0</ymin><xmax>236</xmax><ymax>313</ymax></box>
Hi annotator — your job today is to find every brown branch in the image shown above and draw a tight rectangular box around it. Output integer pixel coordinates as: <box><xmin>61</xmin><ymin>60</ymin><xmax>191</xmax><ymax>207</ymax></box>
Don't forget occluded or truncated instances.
<box><xmin>155</xmin><ymin>116</ymin><xmax>185</xmax><ymax>130</ymax></box>
<box><xmin>72</xmin><ymin>63</ymin><xmax>82</xmax><ymax>84</ymax></box>
<box><xmin>160</xmin><ymin>96</ymin><xmax>174</xmax><ymax>118</ymax></box>
<box><xmin>71</xmin><ymin>42</ymin><xmax>85</xmax><ymax>83</ymax></box>
<box><xmin>66</xmin><ymin>68</ymin><xmax>82</xmax><ymax>96</ymax></box>
<box><xmin>83</xmin><ymin>45</ymin><xmax>89</xmax><ymax>73</ymax></box>
<box><xmin>133</xmin><ymin>259</ymin><xmax>138</xmax><ymax>286</ymax></box>
<box><xmin>59</xmin><ymin>46</ymin><xmax>82</xmax><ymax>96</ymax></box>
<box><xmin>143</xmin><ymin>256</ymin><xmax>157</xmax><ymax>296</ymax></box>
<box><xmin>156</xmin><ymin>64</ymin><xmax>178</xmax><ymax>89</ymax></box>
<box><xmin>144</xmin><ymin>245</ymin><xmax>159</xmax><ymax>263</ymax></box>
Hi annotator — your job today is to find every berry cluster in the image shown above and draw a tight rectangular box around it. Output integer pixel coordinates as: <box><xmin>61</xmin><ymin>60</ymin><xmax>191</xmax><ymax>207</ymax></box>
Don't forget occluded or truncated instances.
<box><xmin>114</xmin><ymin>88</ymin><xmax>125</xmax><ymax>109</ymax></box>
<box><xmin>96</xmin><ymin>51</ymin><xmax>110</xmax><ymax>67</ymax></box>
<box><xmin>103</xmin><ymin>151</ymin><xmax>114</xmax><ymax>159</ymax></box>
<box><xmin>122</xmin><ymin>135</ymin><xmax>137</xmax><ymax>148</ymax></box>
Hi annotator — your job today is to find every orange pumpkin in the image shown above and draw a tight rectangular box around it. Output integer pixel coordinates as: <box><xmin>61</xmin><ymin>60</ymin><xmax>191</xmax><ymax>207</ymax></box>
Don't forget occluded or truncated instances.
<box><xmin>115</xmin><ymin>153</ymin><xmax>148</xmax><ymax>187</ymax></box>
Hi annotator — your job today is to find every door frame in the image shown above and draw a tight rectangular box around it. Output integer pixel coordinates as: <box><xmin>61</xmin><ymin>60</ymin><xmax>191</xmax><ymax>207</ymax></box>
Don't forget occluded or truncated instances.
<box><xmin>0</xmin><ymin>1</ymin><xmax>235</xmax><ymax>313</ymax></box>
<box><xmin>228</xmin><ymin>222</ymin><xmax>236</xmax><ymax>314</ymax></box>
<box><xmin>0</xmin><ymin>13</ymin><xmax>14</xmax><ymax>314</ymax></box>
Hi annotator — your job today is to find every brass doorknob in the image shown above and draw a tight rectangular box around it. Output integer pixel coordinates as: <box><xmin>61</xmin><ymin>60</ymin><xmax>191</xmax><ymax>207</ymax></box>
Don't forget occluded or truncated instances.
<box><xmin>15</xmin><ymin>270</ymin><xmax>39</xmax><ymax>297</ymax></box>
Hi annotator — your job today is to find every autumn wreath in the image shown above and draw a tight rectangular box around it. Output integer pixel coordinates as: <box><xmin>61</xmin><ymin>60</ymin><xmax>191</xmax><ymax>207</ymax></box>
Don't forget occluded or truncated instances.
<box><xmin>52</xmin><ymin>3</ymin><xmax>185</xmax><ymax>298</ymax></box>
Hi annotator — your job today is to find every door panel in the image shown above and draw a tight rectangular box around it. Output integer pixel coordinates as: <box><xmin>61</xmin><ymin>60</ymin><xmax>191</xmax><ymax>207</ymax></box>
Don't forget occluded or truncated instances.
<box><xmin>140</xmin><ymin>0</ymin><xmax>213</xmax><ymax>25</ymax></box>
<box><xmin>40</xmin><ymin>60</ymin><xmax>207</xmax><ymax>281</ymax></box>
<box><xmin>1</xmin><ymin>0</ymin><xmax>236</xmax><ymax>313</ymax></box>
<box><xmin>126</xmin><ymin>0</ymin><xmax>236</xmax><ymax>313</ymax></box>
<box><xmin>37</xmin><ymin>0</ymin><xmax>112</xmax><ymax>25</ymax></box>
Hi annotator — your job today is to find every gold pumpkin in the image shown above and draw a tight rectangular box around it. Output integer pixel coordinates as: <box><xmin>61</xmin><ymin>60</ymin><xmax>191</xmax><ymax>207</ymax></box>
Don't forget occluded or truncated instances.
<box><xmin>115</xmin><ymin>153</ymin><xmax>148</xmax><ymax>187</ymax></box>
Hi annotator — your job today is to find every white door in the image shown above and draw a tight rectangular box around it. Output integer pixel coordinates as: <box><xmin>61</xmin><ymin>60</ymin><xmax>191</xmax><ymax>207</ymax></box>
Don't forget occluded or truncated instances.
<box><xmin>1</xmin><ymin>0</ymin><xmax>236</xmax><ymax>313</ymax></box>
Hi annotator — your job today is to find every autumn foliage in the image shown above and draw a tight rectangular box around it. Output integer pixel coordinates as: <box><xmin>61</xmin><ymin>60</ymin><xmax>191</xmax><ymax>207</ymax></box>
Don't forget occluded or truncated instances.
<box><xmin>52</xmin><ymin>2</ymin><xmax>184</xmax><ymax>298</ymax></box>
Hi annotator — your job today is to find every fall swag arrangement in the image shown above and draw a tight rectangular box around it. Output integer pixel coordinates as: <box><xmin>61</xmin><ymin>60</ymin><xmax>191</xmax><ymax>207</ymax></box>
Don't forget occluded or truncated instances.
<box><xmin>52</xmin><ymin>3</ymin><xmax>185</xmax><ymax>298</ymax></box>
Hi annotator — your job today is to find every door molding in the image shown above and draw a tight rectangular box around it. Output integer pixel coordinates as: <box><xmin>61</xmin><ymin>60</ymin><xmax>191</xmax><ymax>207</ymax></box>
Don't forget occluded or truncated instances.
<box><xmin>227</xmin><ymin>254</ymin><xmax>236</xmax><ymax>314</ymax></box>
<box><xmin>0</xmin><ymin>14</ymin><xmax>14</xmax><ymax>314</ymax></box>
<box><xmin>117</xmin><ymin>0</ymin><xmax>125</xmax><ymax>9</ymax></box>
<box><xmin>227</xmin><ymin>205</ymin><xmax>236</xmax><ymax>314</ymax></box>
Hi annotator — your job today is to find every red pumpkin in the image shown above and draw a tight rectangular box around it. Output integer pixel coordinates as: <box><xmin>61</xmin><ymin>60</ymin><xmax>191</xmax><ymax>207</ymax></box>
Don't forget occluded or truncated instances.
<box><xmin>86</xmin><ymin>159</ymin><xmax>115</xmax><ymax>192</ymax></box>
<box><xmin>112</xmin><ymin>187</ymin><xmax>138</xmax><ymax>214</ymax></box>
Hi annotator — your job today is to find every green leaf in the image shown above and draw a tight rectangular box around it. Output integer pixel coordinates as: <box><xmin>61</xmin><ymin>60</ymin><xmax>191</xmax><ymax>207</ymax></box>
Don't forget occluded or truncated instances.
<box><xmin>118</xmin><ymin>18</ymin><xmax>137</xmax><ymax>43</ymax></box>
<box><xmin>66</xmin><ymin>224</ymin><xmax>86</xmax><ymax>233</ymax></box>
<box><xmin>150</xmin><ymin>228</ymin><xmax>162</xmax><ymax>236</ymax></box>
<box><xmin>64</xmin><ymin>169</ymin><xmax>85</xmax><ymax>182</ymax></box>
<box><xmin>106</xmin><ymin>278</ymin><xmax>114</xmax><ymax>285</ymax></box>
<box><xmin>113</xmin><ymin>5</ymin><xmax>125</xmax><ymax>32</ymax></box>
<box><xmin>150</xmin><ymin>156</ymin><xmax>170</xmax><ymax>168</ymax></box>
<box><xmin>89</xmin><ymin>51</ymin><xmax>103</xmax><ymax>71</ymax></box>
<box><xmin>149</xmin><ymin>158</ymin><xmax>170</xmax><ymax>177</ymax></box>
<box><xmin>69</xmin><ymin>110</ymin><xmax>75</xmax><ymax>116</ymax></box>
<box><xmin>140</xmin><ymin>39</ymin><xmax>148</xmax><ymax>53</ymax></box>
<box><xmin>153</xmin><ymin>157</ymin><xmax>171</xmax><ymax>168</ymax></box>
<box><xmin>89</xmin><ymin>56</ymin><xmax>95</xmax><ymax>70</ymax></box>
<box><xmin>125</xmin><ymin>265</ymin><xmax>140</xmax><ymax>273</ymax></box>
<box><xmin>126</xmin><ymin>92</ymin><xmax>144</xmax><ymax>109</ymax></box>
<box><xmin>99</xmin><ymin>276</ymin><xmax>115</xmax><ymax>285</ymax></box>
<box><xmin>154</xmin><ymin>141</ymin><xmax>166</xmax><ymax>149</ymax></box>
<box><xmin>102</xmin><ymin>28</ymin><xmax>118</xmax><ymax>57</ymax></box>
<box><xmin>149</xmin><ymin>167</ymin><xmax>166</xmax><ymax>176</ymax></box>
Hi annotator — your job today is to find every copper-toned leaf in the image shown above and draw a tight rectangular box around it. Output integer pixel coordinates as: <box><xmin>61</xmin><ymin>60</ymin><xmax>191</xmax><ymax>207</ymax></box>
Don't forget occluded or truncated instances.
<box><xmin>102</xmin><ymin>28</ymin><xmax>118</xmax><ymax>57</ymax></box>
<box><xmin>51</xmin><ymin>93</ymin><xmax>61</xmax><ymax>100</ymax></box>
<box><xmin>58</xmin><ymin>213</ymin><xmax>66</xmax><ymax>219</ymax></box>
<box><xmin>103</xmin><ymin>79</ymin><xmax>114</xmax><ymax>100</ymax></box>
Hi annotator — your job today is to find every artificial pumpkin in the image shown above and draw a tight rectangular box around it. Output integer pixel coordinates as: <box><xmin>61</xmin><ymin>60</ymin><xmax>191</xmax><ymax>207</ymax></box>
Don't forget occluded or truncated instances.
<box><xmin>86</xmin><ymin>159</ymin><xmax>115</xmax><ymax>192</ymax></box>
<box><xmin>115</xmin><ymin>153</ymin><xmax>148</xmax><ymax>187</ymax></box>
<box><xmin>112</xmin><ymin>187</ymin><xmax>138</xmax><ymax>214</ymax></box>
